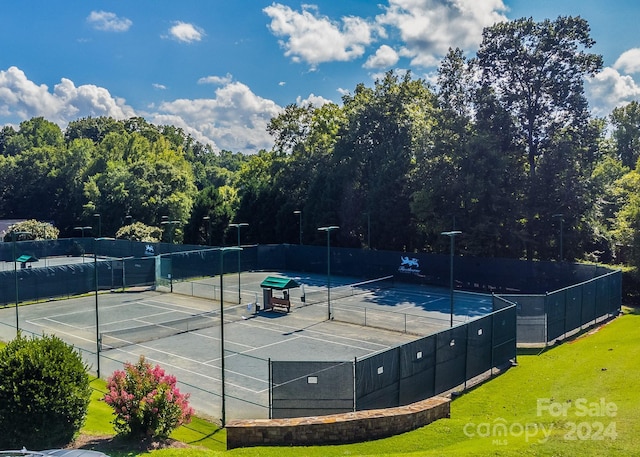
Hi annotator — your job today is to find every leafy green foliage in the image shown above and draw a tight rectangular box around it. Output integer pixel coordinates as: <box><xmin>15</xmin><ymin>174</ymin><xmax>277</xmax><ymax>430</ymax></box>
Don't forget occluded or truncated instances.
<box><xmin>5</xmin><ymin>15</ymin><xmax>640</xmax><ymax>282</ymax></box>
<box><xmin>116</xmin><ymin>221</ymin><xmax>163</xmax><ymax>242</ymax></box>
<box><xmin>3</xmin><ymin>219</ymin><xmax>59</xmax><ymax>241</ymax></box>
<box><xmin>104</xmin><ymin>356</ymin><xmax>193</xmax><ymax>439</ymax></box>
<box><xmin>0</xmin><ymin>334</ymin><xmax>91</xmax><ymax>449</ymax></box>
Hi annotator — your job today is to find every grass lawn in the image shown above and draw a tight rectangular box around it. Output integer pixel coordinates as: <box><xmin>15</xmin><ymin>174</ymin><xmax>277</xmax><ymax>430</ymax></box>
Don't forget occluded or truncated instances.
<box><xmin>53</xmin><ymin>308</ymin><xmax>640</xmax><ymax>455</ymax></box>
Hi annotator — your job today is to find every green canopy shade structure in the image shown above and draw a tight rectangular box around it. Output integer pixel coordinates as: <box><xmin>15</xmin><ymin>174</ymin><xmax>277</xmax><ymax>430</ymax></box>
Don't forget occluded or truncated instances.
<box><xmin>260</xmin><ymin>276</ymin><xmax>299</xmax><ymax>312</ymax></box>
<box><xmin>260</xmin><ymin>276</ymin><xmax>300</xmax><ymax>290</ymax></box>
<box><xmin>16</xmin><ymin>254</ymin><xmax>38</xmax><ymax>263</ymax></box>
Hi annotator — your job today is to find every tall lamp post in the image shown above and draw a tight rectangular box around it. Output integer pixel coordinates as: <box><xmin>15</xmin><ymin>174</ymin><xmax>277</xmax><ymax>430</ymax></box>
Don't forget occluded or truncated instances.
<box><xmin>93</xmin><ymin>237</ymin><xmax>114</xmax><ymax>379</ymax></box>
<box><xmin>229</xmin><ymin>223</ymin><xmax>249</xmax><ymax>304</ymax></box>
<box><xmin>203</xmin><ymin>216</ymin><xmax>212</xmax><ymax>246</ymax></box>
<box><xmin>161</xmin><ymin>219</ymin><xmax>180</xmax><ymax>292</ymax></box>
<box><xmin>318</xmin><ymin>226</ymin><xmax>339</xmax><ymax>320</ymax></box>
<box><xmin>74</xmin><ymin>226</ymin><xmax>92</xmax><ymax>237</ymax></box>
<box><xmin>12</xmin><ymin>230</ymin><xmax>31</xmax><ymax>331</ymax></box>
<box><xmin>93</xmin><ymin>213</ymin><xmax>101</xmax><ymax>237</ymax></box>
<box><xmin>293</xmin><ymin>210</ymin><xmax>302</xmax><ymax>245</ymax></box>
<box><xmin>74</xmin><ymin>226</ymin><xmax>93</xmax><ymax>263</ymax></box>
<box><xmin>441</xmin><ymin>230</ymin><xmax>462</xmax><ymax>327</ymax></box>
<box><xmin>552</xmin><ymin>213</ymin><xmax>564</xmax><ymax>262</ymax></box>
<box><xmin>218</xmin><ymin>246</ymin><xmax>242</xmax><ymax>427</ymax></box>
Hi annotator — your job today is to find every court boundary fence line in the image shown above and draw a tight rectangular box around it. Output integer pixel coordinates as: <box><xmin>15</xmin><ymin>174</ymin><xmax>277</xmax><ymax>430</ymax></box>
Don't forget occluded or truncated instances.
<box><xmin>269</xmin><ymin>303</ymin><xmax>516</xmax><ymax>418</ymax></box>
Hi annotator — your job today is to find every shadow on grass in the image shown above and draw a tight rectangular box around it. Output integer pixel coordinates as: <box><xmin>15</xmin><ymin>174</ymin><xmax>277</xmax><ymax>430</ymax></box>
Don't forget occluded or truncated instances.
<box><xmin>516</xmin><ymin>311</ymin><xmax>636</xmax><ymax>357</ymax></box>
<box><xmin>76</xmin><ymin>434</ymin><xmax>194</xmax><ymax>457</ymax></box>
<box><xmin>180</xmin><ymin>422</ymin><xmax>225</xmax><ymax>446</ymax></box>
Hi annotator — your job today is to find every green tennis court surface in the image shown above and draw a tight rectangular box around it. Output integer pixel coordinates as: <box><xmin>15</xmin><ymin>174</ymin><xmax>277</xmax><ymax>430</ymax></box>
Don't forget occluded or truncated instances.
<box><xmin>0</xmin><ymin>271</ymin><xmax>492</xmax><ymax>420</ymax></box>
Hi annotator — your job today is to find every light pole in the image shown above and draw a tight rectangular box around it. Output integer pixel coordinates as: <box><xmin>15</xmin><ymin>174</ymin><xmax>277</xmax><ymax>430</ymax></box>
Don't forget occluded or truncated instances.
<box><xmin>366</xmin><ymin>212</ymin><xmax>371</xmax><ymax>249</ymax></box>
<box><xmin>293</xmin><ymin>210</ymin><xmax>302</xmax><ymax>245</ymax></box>
<box><xmin>203</xmin><ymin>216</ymin><xmax>212</xmax><ymax>246</ymax></box>
<box><xmin>93</xmin><ymin>236</ymin><xmax>114</xmax><ymax>379</ymax></box>
<box><xmin>553</xmin><ymin>213</ymin><xmax>564</xmax><ymax>262</ymax></box>
<box><xmin>12</xmin><ymin>230</ymin><xmax>30</xmax><ymax>331</ymax></box>
<box><xmin>74</xmin><ymin>226</ymin><xmax>92</xmax><ymax>237</ymax></box>
<box><xmin>161</xmin><ymin>219</ymin><xmax>181</xmax><ymax>292</ymax></box>
<box><xmin>74</xmin><ymin>226</ymin><xmax>92</xmax><ymax>263</ymax></box>
<box><xmin>94</xmin><ymin>213</ymin><xmax>101</xmax><ymax>237</ymax></box>
<box><xmin>218</xmin><ymin>246</ymin><xmax>242</xmax><ymax>427</ymax></box>
<box><xmin>94</xmin><ymin>240</ymin><xmax>99</xmax><ymax>378</ymax></box>
<box><xmin>441</xmin><ymin>230</ymin><xmax>462</xmax><ymax>327</ymax></box>
<box><xmin>318</xmin><ymin>226</ymin><xmax>339</xmax><ymax>320</ymax></box>
<box><xmin>229</xmin><ymin>223</ymin><xmax>249</xmax><ymax>304</ymax></box>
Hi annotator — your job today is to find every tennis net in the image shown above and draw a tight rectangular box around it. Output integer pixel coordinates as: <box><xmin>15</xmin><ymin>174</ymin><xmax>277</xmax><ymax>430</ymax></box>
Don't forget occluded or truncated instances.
<box><xmin>301</xmin><ymin>275</ymin><xmax>395</xmax><ymax>306</ymax></box>
<box><xmin>100</xmin><ymin>311</ymin><xmax>220</xmax><ymax>350</ymax></box>
<box><xmin>100</xmin><ymin>297</ymin><xmax>256</xmax><ymax>350</ymax></box>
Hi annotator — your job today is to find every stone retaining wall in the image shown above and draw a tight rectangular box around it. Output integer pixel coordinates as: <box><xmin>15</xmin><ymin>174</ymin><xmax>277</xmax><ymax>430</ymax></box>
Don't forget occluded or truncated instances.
<box><xmin>226</xmin><ymin>396</ymin><xmax>450</xmax><ymax>449</ymax></box>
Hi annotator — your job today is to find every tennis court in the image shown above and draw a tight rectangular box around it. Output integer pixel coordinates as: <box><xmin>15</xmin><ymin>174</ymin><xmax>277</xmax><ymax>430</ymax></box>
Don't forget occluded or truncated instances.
<box><xmin>0</xmin><ymin>271</ymin><xmax>492</xmax><ymax>420</ymax></box>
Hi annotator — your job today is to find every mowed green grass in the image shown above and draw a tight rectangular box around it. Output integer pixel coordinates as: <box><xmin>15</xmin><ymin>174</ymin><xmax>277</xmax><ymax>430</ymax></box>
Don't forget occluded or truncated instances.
<box><xmin>78</xmin><ymin>308</ymin><xmax>640</xmax><ymax>456</ymax></box>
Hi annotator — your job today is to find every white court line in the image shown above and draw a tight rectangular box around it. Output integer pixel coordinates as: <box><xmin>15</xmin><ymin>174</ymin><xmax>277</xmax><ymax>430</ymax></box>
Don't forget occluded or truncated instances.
<box><xmin>30</xmin><ymin>316</ymin><xmax>94</xmax><ymax>332</ymax></box>
<box><xmin>108</xmin><ymin>344</ymin><xmax>268</xmax><ymax>395</ymax></box>
<box><xmin>24</xmin><ymin>318</ymin><xmax>96</xmax><ymax>345</ymax></box>
<box><xmin>227</xmin><ymin>314</ymin><xmax>396</xmax><ymax>350</ymax></box>
<box><xmin>108</xmin><ymin>318</ymin><xmax>382</xmax><ymax>395</ymax></box>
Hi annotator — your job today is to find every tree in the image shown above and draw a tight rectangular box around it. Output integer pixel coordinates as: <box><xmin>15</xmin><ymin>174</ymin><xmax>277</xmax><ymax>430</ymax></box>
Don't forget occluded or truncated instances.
<box><xmin>116</xmin><ymin>221</ymin><xmax>163</xmax><ymax>242</ymax></box>
<box><xmin>0</xmin><ymin>334</ymin><xmax>91</xmax><ymax>449</ymax></box>
<box><xmin>65</xmin><ymin>116</ymin><xmax>125</xmax><ymax>144</ymax></box>
<box><xmin>267</xmin><ymin>103</ymin><xmax>315</xmax><ymax>155</ymax></box>
<box><xmin>83</xmin><ymin>131</ymin><xmax>196</xmax><ymax>235</ymax></box>
<box><xmin>476</xmin><ymin>16</ymin><xmax>603</xmax><ymax>258</ymax></box>
<box><xmin>3</xmin><ymin>219</ymin><xmax>59</xmax><ymax>242</ymax></box>
<box><xmin>610</xmin><ymin>101</ymin><xmax>640</xmax><ymax>168</ymax></box>
<box><xmin>105</xmin><ymin>356</ymin><xmax>193</xmax><ymax>439</ymax></box>
<box><xmin>3</xmin><ymin>117</ymin><xmax>64</xmax><ymax>155</ymax></box>
<box><xmin>184</xmin><ymin>185</ymin><xmax>235</xmax><ymax>245</ymax></box>
<box><xmin>477</xmin><ymin>16</ymin><xmax>602</xmax><ymax>178</ymax></box>
<box><xmin>329</xmin><ymin>71</ymin><xmax>437</xmax><ymax>249</ymax></box>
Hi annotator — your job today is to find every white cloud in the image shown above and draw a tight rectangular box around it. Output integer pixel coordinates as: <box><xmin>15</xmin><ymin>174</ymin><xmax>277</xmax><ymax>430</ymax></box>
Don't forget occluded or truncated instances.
<box><xmin>168</xmin><ymin>22</ymin><xmax>205</xmax><ymax>43</ymax></box>
<box><xmin>586</xmin><ymin>67</ymin><xmax>640</xmax><ymax>117</ymax></box>
<box><xmin>87</xmin><ymin>11</ymin><xmax>132</xmax><ymax>32</ymax></box>
<box><xmin>295</xmin><ymin>93</ymin><xmax>333</xmax><ymax>107</ymax></box>
<box><xmin>153</xmin><ymin>81</ymin><xmax>281</xmax><ymax>152</ymax></box>
<box><xmin>0</xmin><ymin>66</ymin><xmax>135</xmax><ymax>124</ymax></box>
<box><xmin>364</xmin><ymin>45</ymin><xmax>399</xmax><ymax>69</ymax></box>
<box><xmin>613</xmin><ymin>48</ymin><xmax>640</xmax><ymax>75</ymax></box>
<box><xmin>0</xmin><ymin>67</ymin><xmax>280</xmax><ymax>154</ymax></box>
<box><xmin>264</xmin><ymin>3</ymin><xmax>378</xmax><ymax>68</ymax></box>
<box><xmin>152</xmin><ymin>83</ymin><xmax>167</xmax><ymax>90</ymax></box>
<box><xmin>198</xmin><ymin>74</ymin><xmax>233</xmax><ymax>86</ymax></box>
<box><xmin>376</xmin><ymin>0</ymin><xmax>508</xmax><ymax>67</ymax></box>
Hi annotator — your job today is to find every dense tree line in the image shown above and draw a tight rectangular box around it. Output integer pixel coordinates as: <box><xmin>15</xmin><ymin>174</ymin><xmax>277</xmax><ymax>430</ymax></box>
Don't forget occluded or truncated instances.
<box><xmin>2</xmin><ymin>16</ymin><xmax>640</xmax><ymax>271</ymax></box>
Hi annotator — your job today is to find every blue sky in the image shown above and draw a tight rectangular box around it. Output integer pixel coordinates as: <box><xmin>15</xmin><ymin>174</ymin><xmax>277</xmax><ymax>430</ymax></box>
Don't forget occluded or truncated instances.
<box><xmin>1</xmin><ymin>1</ymin><xmax>639</xmax><ymax>153</ymax></box>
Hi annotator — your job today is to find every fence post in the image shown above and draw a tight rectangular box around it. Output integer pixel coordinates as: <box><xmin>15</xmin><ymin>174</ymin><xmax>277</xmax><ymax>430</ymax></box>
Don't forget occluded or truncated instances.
<box><xmin>490</xmin><ymin>312</ymin><xmax>495</xmax><ymax>377</ymax></box>
<box><xmin>353</xmin><ymin>357</ymin><xmax>357</xmax><ymax>412</ymax></box>
<box><xmin>544</xmin><ymin>292</ymin><xmax>549</xmax><ymax>347</ymax></box>
<box><xmin>268</xmin><ymin>358</ymin><xmax>272</xmax><ymax>419</ymax></box>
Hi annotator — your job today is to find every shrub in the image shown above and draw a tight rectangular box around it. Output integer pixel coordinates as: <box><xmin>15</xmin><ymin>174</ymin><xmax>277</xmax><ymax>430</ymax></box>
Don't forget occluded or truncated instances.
<box><xmin>0</xmin><ymin>333</ymin><xmax>91</xmax><ymax>449</ymax></box>
<box><xmin>105</xmin><ymin>355</ymin><xmax>193</xmax><ymax>439</ymax></box>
